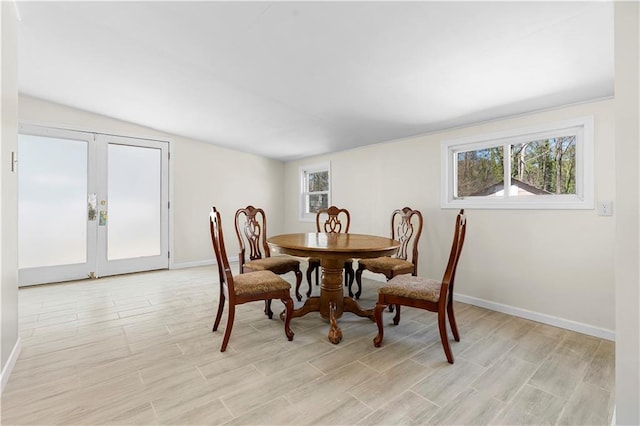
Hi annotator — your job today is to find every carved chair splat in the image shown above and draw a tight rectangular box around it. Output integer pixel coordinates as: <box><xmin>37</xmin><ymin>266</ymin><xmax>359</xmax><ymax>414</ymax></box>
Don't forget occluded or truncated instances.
<box><xmin>235</xmin><ymin>205</ymin><xmax>304</xmax><ymax>301</ymax></box>
<box><xmin>306</xmin><ymin>206</ymin><xmax>355</xmax><ymax>297</ymax></box>
<box><xmin>352</xmin><ymin>207</ymin><xmax>424</xmax><ymax>300</ymax></box>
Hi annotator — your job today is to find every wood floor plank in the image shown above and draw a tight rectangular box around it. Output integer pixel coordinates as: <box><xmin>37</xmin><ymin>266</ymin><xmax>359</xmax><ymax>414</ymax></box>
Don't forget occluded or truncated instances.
<box><xmin>557</xmin><ymin>382</ymin><xmax>615</xmax><ymax>425</ymax></box>
<box><xmin>357</xmin><ymin>390</ymin><xmax>439</xmax><ymax>425</ymax></box>
<box><xmin>350</xmin><ymin>358</ymin><xmax>432</xmax><ymax>409</ymax></box>
<box><xmin>583</xmin><ymin>340</ymin><xmax>615</xmax><ymax>392</ymax></box>
<box><xmin>470</xmin><ymin>353</ymin><xmax>538</xmax><ymax>402</ymax></box>
<box><xmin>528</xmin><ymin>350</ymin><xmax>591</xmax><ymax>399</ymax></box>
<box><xmin>411</xmin><ymin>357</ymin><xmax>486</xmax><ymax>407</ymax></box>
<box><xmin>426</xmin><ymin>387</ymin><xmax>505</xmax><ymax>425</ymax></box>
<box><xmin>2</xmin><ymin>265</ymin><xmax>615</xmax><ymax>425</ymax></box>
<box><xmin>285</xmin><ymin>360</ymin><xmax>374</xmax><ymax>405</ymax></box>
<box><xmin>492</xmin><ymin>390</ymin><xmax>560</xmax><ymax>426</ymax></box>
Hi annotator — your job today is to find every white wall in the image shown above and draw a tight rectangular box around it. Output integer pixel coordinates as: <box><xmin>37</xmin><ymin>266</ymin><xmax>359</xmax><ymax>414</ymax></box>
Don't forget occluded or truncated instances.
<box><xmin>18</xmin><ymin>96</ymin><xmax>285</xmax><ymax>268</ymax></box>
<box><xmin>171</xmin><ymin>136</ymin><xmax>284</xmax><ymax>266</ymax></box>
<box><xmin>614</xmin><ymin>2</ymin><xmax>640</xmax><ymax>424</ymax></box>
<box><xmin>1</xmin><ymin>1</ymin><xmax>20</xmax><ymax>391</ymax></box>
<box><xmin>284</xmin><ymin>99</ymin><xmax>616</xmax><ymax>336</ymax></box>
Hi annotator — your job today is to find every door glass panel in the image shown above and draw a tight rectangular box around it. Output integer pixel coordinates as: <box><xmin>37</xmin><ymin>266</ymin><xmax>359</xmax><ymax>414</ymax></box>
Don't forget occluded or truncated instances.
<box><xmin>107</xmin><ymin>144</ymin><xmax>161</xmax><ymax>260</ymax></box>
<box><xmin>18</xmin><ymin>135</ymin><xmax>88</xmax><ymax>268</ymax></box>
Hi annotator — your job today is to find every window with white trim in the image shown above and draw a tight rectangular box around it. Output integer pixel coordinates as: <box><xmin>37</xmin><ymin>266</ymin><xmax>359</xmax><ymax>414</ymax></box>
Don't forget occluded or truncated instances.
<box><xmin>299</xmin><ymin>162</ymin><xmax>331</xmax><ymax>221</ymax></box>
<box><xmin>441</xmin><ymin>117</ymin><xmax>594</xmax><ymax>209</ymax></box>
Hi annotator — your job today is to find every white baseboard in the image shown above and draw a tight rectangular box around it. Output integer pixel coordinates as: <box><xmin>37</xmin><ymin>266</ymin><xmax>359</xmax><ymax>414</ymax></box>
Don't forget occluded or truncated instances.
<box><xmin>1</xmin><ymin>337</ymin><xmax>21</xmax><ymax>395</ymax></box>
<box><xmin>611</xmin><ymin>406</ymin><xmax>616</xmax><ymax>426</ymax></box>
<box><xmin>170</xmin><ymin>259</ymin><xmax>215</xmax><ymax>269</ymax></box>
<box><xmin>361</xmin><ymin>272</ymin><xmax>614</xmax><ymax>341</ymax></box>
<box><xmin>170</xmin><ymin>256</ymin><xmax>238</xmax><ymax>270</ymax></box>
<box><xmin>454</xmin><ymin>293</ymin><xmax>615</xmax><ymax>341</ymax></box>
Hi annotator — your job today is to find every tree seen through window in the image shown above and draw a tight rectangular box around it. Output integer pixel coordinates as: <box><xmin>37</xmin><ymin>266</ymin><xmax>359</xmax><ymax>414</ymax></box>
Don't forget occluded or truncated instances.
<box><xmin>456</xmin><ymin>136</ymin><xmax>576</xmax><ymax>198</ymax></box>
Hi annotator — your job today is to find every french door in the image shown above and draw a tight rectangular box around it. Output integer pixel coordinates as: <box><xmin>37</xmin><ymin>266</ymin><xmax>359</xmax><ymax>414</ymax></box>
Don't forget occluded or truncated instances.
<box><xmin>18</xmin><ymin>124</ymin><xmax>169</xmax><ymax>286</ymax></box>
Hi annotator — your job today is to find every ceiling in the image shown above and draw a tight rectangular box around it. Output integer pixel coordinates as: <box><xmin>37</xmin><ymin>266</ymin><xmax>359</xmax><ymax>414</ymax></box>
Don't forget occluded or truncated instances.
<box><xmin>16</xmin><ymin>1</ymin><xmax>613</xmax><ymax>162</ymax></box>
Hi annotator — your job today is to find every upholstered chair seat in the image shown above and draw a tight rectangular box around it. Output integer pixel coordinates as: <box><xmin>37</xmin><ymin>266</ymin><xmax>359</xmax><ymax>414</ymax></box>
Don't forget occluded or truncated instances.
<box><xmin>357</xmin><ymin>257</ymin><xmax>414</xmax><ymax>275</ymax></box>
<box><xmin>379</xmin><ymin>275</ymin><xmax>441</xmax><ymax>302</ymax></box>
<box><xmin>244</xmin><ymin>256</ymin><xmax>301</xmax><ymax>275</ymax></box>
<box><xmin>233</xmin><ymin>270</ymin><xmax>292</xmax><ymax>296</ymax></box>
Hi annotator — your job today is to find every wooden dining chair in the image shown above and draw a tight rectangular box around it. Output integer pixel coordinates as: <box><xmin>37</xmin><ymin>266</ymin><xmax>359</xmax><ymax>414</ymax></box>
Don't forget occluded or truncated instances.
<box><xmin>373</xmin><ymin>209</ymin><xmax>466</xmax><ymax>364</ymax></box>
<box><xmin>210</xmin><ymin>207</ymin><xmax>294</xmax><ymax>352</ymax></box>
<box><xmin>235</xmin><ymin>205</ymin><xmax>304</xmax><ymax>301</ymax></box>
<box><xmin>306</xmin><ymin>206</ymin><xmax>354</xmax><ymax>297</ymax></box>
<box><xmin>352</xmin><ymin>207</ymin><xmax>424</xmax><ymax>300</ymax></box>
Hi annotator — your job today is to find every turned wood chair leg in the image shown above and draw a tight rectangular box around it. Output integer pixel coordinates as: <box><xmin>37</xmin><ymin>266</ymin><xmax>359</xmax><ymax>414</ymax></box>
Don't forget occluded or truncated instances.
<box><xmin>344</xmin><ymin>262</ymin><xmax>354</xmax><ymax>288</ymax></box>
<box><xmin>438</xmin><ymin>309</ymin><xmax>454</xmax><ymax>364</ymax></box>
<box><xmin>264</xmin><ymin>299</ymin><xmax>274</xmax><ymax>319</ymax></box>
<box><xmin>294</xmin><ymin>269</ymin><xmax>303</xmax><ymax>301</ymax></box>
<box><xmin>447</xmin><ymin>298</ymin><xmax>460</xmax><ymax>342</ymax></box>
<box><xmin>373</xmin><ymin>302</ymin><xmax>386</xmax><ymax>347</ymax></box>
<box><xmin>353</xmin><ymin>267</ymin><xmax>364</xmax><ymax>299</ymax></box>
<box><xmin>282</xmin><ymin>298</ymin><xmax>294</xmax><ymax>341</ymax></box>
<box><xmin>220</xmin><ymin>304</ymin><xmax>235</xmax><ymax>352</ymax></box>
<box><xmin>387</xmin><ymin>274</ymin><xmax>395</xmax><ymax>312</ymax></box>
<box><xmin>393</xmin><ymin>304</ymin><xmax>401</xmax><ymax>325</ymax></box>
<box><xmin>306</xmin><ymin>264</ymin><xmax>315</xmax><ymax>296</ymax></box>
<box><xmin>213</xmin><ymin>294</ymin><xmax>225</xmax><ymax>332</ymax></box>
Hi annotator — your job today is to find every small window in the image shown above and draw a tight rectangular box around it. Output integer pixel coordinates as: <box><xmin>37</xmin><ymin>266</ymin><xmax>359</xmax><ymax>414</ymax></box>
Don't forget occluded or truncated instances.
<box><xmin>299</xmin><ymin>162</ymin><xmax>331</xmax><ymax>221</ymax></box>
<box><xmin>441</xmin><ymin>117</ymin><xmax>594</xmax><ymax>209</ymax></box>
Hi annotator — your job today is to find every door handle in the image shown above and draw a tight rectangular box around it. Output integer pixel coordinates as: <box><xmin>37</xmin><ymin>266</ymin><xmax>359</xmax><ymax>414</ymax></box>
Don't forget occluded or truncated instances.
<box><xmin>99</xmin><ymin>210</ymin><xmax>107</xmax><ymax>226</ymax></box>
<box><xmin>88</xmin><ymin>193</ymin><xmax>97</xmax><ymax>221</ymax></box>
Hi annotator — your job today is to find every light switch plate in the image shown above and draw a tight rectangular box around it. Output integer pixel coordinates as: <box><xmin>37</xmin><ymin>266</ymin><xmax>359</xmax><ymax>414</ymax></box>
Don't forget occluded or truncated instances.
<box><xmin>597</xmin><ymin>200</ymin><xmax>613</xmax><ymax>216</ymax></box>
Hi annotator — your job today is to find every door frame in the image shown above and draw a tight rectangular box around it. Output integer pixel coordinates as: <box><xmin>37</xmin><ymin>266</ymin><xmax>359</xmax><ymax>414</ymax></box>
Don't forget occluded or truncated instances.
<box><xmin>17</xmin><ymin>122</ymin><xmax>173</xmax><ymax>286</ymax></box>
<box><xmin>17</xmin><ymin>124</ymin><xmax>98</xmax><ymax>286</ymax></box>
<box><xmin>95</xmin><ymin>133</ymin><xmax>170</xmax><ymax>277</ymax></box>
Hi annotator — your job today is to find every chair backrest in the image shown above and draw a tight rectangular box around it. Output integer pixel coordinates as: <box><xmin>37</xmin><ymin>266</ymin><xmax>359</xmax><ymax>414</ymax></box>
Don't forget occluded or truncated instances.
<box><xmin>390</xmin><ymin>207</ymin><xmax>424</xmax><ymax>268</ymax></box>
<box><xmin>235</xmin><ymin>206</ymin><xmax>271</xmax><ymax>268</ymax></box>
<box><xmin>316</xmin><ymin>206</ymin><xmax>351</xmax><ymax>234</ymax></box>
<box><xmin>210</xmin><ymin>207</ymin><xmax>235</xmax><ymax>298</ymax></box>
<box><xmin>441</xmin><ymin>209</ymin><xmax>467</xmax><ymax>293</ymax></box>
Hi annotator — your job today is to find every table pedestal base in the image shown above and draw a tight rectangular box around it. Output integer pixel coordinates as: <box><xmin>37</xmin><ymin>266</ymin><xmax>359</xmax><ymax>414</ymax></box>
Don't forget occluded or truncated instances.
<box><xmin>280</xmin><ymin>257</ymin><xmax>374</xmax><ymax>344</ymax></box>
<box><xmin>280</xmin><ymin>296</ymin><xmax>374</xmax><ymax>344</ymax></box>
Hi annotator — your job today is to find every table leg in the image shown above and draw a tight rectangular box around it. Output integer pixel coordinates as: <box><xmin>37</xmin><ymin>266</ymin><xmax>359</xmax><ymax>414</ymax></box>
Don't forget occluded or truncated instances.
<box><xmin>328</xmin><ymin>302</ymin><xmax>342</xmax><ymax>344</ymax></box>
<box><xmin>279</xmin><ymin>257</ymin><xmax>371</xmax><ymax>343</ymax></box>
<box><xmin>343</xmin><ymin>297</ymin><xmax>375</xmax><ymax>321</ymax></box>
<box><xmin>280</xmin><ymin>296</ymin><xmax>320</xmax><ymax>321</ymax></box>
<box><xmin>319</xmin><ymin>258</ymin><xmax>344</xmax><ymax>320</ymax></box>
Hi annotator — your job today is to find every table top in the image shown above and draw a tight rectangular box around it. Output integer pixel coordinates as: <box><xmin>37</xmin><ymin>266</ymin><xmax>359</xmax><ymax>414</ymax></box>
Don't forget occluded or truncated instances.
<box><xmin>268</xmin><ymin>233</ymin><xmax>399</xmax><ymax>260</ymax></box>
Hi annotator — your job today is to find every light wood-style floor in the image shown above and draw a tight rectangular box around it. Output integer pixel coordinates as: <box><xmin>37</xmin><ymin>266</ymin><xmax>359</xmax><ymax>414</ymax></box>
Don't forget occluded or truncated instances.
<box><xmin>2</xmin><ymin>264</ymin><xmax>615</xmax><ymax>425</ymax></box>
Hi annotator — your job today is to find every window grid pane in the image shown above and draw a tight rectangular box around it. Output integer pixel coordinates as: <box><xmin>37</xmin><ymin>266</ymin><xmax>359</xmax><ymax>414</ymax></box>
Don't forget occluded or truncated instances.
<box><xmin>307</xmin><ymin>171</ymin><xmax>329</xmax><ymax>192</ymax></box>
<box><xmin>306</xmin><ymin>193</ymin><xmax>329</xmax><ymax>213</ymax></box>
<box><xmin>456</xmin><ymin>147</ymin><xmax>504</xmax><ymax>198</ymax></box>
<box><xmin>510</xmin><ymin>136</ymin><xmax>577</xmax><ymax>196</ymax></box>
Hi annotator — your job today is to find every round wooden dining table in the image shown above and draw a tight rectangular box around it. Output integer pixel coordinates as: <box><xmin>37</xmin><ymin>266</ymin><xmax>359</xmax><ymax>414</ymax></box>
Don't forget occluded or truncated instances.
<box><xmin>267</xmin><ymin>233</ymin><xmax>399</xmax><ymax>344</ymax></box>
